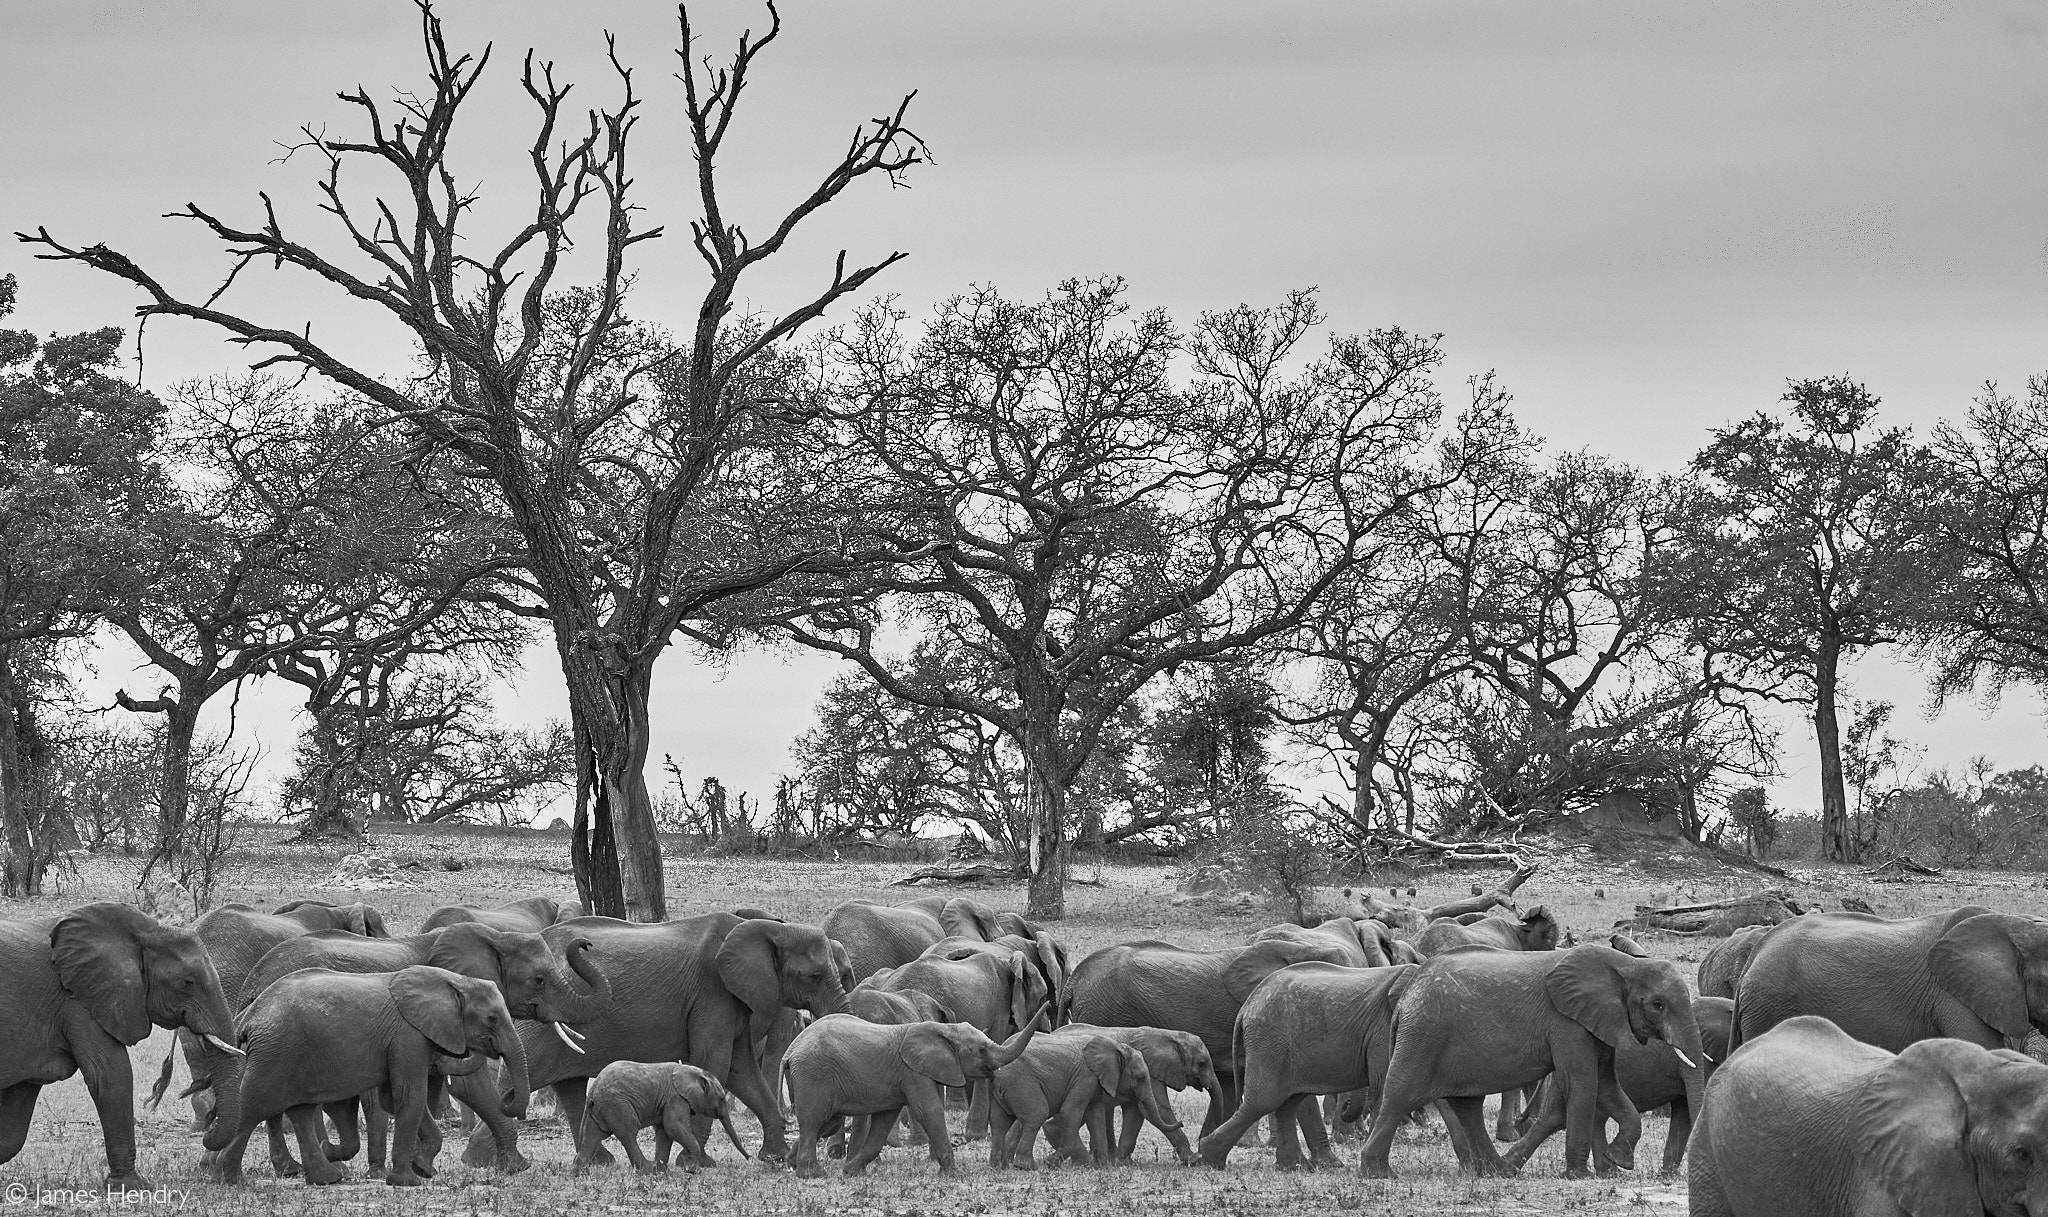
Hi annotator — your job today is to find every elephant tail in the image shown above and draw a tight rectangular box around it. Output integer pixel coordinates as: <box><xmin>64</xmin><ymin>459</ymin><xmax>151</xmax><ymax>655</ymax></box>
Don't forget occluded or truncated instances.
<box><xmin>146</xmin><ymin>1034</ymin><xmax>180</xmax><ymax>1111</ymax></box>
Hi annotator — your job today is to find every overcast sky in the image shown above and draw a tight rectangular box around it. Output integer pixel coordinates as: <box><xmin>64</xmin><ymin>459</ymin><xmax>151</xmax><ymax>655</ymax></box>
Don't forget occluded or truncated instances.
<box><xmin>5</xmin><ymin>1</ymin><xmax>2046</xmax><ymax>818</ymax></box>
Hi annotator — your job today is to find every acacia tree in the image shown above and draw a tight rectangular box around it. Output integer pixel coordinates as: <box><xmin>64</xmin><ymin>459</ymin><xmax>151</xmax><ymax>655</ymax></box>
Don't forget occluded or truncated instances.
<box><xmin>1682</xmin><ymin>377</ymin><xmax>1954</xmax><ymax>862</ymax></box>
<box><xmin>108</xmin><ymin>377</ymin><xmax>495</xmax><ymax>865</ymax></box>
<box><xmin>0</xmin><ymin>276</ymin><xmax>165</xmax><ymax>894</ymax></box>
<box><xmin>1923</xmin><ymin>375</ymin><xmax>2048</xmax><ymax>699</ymax></box>
<box><xmin>790</xmin><ymin>279</ymin><xmax>1467</xmax><ymax>919</ymax></box>
<box><xmin>23</xmin><ymin>6</ymin><xmax>926</xmax><ymax>919</ymax></box>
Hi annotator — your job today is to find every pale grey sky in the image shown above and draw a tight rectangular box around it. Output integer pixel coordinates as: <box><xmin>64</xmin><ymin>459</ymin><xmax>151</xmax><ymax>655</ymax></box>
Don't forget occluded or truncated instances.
<box><xmin>5</xmin><ymin>1</ymin><xmax>2046</xmax><ymax>817</ymax></box>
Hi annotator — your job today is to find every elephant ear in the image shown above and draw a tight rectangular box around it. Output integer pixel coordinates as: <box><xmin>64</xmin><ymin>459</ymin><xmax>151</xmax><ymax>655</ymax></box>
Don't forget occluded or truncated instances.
<box><xmin>940</xmin><ymin>898</ymin><xmax>998</xmax><ymax>940</ymax></box>
<box><xmin>1544</xmin><ymin>947</ymin><xmax>1632</xmax><ymax>1048</ymax></box>
<box><xmin>358</xmin><ymin>905</ymin><xmax>391</xmax><ymax>938</ymax></box>
<box><xmin>715</xmin><ymin>919</ymin><xmax>788</xmax><ymax>1048</ymax></box>
<box><xmin>1608</xmin><ymin>932</ymin><xmax>1648</xmax><ymax>958</ymax></box>
<box><xmin>672</xmin><ymin>1068</ymin><xmax>717</xmax><ymax>1115</ymax></box>
<box><xmin>1006</xmin><ymin>951</ymin><xmax>1035</xmax><ymax>1034</ymax></box>
<box><xmin>50</xmin><ymin>903</ymin><xmax>153</xmax><ymax>1046</ymax></box>
<box><xmin>1082</xmin><ymin>1037</ymin><xmax>1127</xmax><ymax>1096</ymax></box>
<box><xmin>390</xmin><ymin>968</ymin><xmax>469</xmax><ymax>1056</ymax></box>
<box><xmin>1223</xmin><ymin>940</ymin><xmax>1334</xmax><ymax>1001</ymax></box>
<box><xmin>1930</xmin><ymin>912</ymin><xmax>2038</xmax><ymax>1042</ymax></box>
<box><xmin>1853</xmin><ymin>1039</ymin><xmax>1984</xmax><ymax>1217</ymax></box>
<box><xmin>900</xmin><ymin>1024</ymin><xmax>970</xmax><ymax>1088</ymax></box>
<box><xmin>427</xmin><ymin>923</ymin><xmax>502</xmax><ymax>979</ymax></box>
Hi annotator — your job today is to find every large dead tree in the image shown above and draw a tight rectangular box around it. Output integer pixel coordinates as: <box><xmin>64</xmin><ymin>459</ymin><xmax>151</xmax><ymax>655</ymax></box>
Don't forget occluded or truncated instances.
<box><xmin>22</xmin><ymin>4</ymin><xmax>926</xmax><ymax>920</ymax></box>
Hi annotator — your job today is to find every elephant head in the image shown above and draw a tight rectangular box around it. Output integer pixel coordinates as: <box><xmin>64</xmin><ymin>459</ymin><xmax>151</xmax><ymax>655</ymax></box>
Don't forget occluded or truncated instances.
<box><xmin>1546</xmin><ymin>945</ymin><xmax>1709</xmax><ymax>1069</ymax></box>
<box><xmin>667</xmin><ymin>1067</ymin><xmax>750</xmax><ymax>1158</ymax></box>
<box><xmin>1083</xmin><ymin>1038</ymin><xmax>1178</xmax><ymax>1131</ymax></box>
<box><xmin>427</xmin><ymin>923</ymin><xmax>609</xmax><ymax>1047</ymax></box>
<box><xmin>390</xmin><ymin>967</ymin><xmax>531</xmax><ymax>1118</ymax></box>
<box><xmin>1160</xmin><ymin>1030</ymin><xmax>1220</xmax><ymax>1095</ymax></box>
<box><xmin>1927</xmin><ymin>911</ymin><xmax>2048</xmax><ymax>1049</ymax></box>
<box><xmin>50</xmin><ymin>903</ymin><xmax>240</xmax><ymax>1051</ymax></box>
<box><xmin>899</xmin><ymin>1013</ymin><xmax>1044</xmax><ymax>1087</ymax></box>
<box><xmin>1853</xmin><ymin>1038</ymin><xmax>2048</xmax><ymax>1216</ymax></box>
<box><xmin>939</xmin><ymin>898</ymin><xmax>1002</xmax><ymax>941</ymax></box>
<box><xmin>717</xmin><ymin>919</ymin><xmax>853</xmax><ymax>1050</ymax></box>
<box><xmin>1514</xmin><ymin>906</ymin><xmax>1560</xmax><ymax>950</ymax></box>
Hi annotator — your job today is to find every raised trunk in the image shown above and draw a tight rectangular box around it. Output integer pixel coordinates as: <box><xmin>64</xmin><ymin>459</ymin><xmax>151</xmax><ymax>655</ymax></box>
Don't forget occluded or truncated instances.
<box><xmin>990</xmin><ymin>1014</ymin><xmax>1043</xmax><ymax>1068</ymax></box>
<box><xmin>543</xmin><ymin>940</ymin><xmax>613</xmax><ymax>1025</ymax></box>
<box><xmin>1814</xmin><ymin>634</ymin><xmax>1852</xmax><ymax>864</ymax></box>
<box><xmin>0</xmin><ymin>647</ymin><xmax>49</xmax><ymax>898</ymax></box>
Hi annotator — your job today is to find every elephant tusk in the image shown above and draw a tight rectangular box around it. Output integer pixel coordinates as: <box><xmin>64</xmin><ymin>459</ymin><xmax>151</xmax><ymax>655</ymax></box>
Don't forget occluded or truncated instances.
<box><xmin>1672</xmin><ymin>1047</ymin><xmax>1698</xmax><ymax>1069</ymax></box>
<box><xmin>203</xmin><ymin>1034</ymin><xmax>246</xmax><ymax>1058</ymax></box>
<box><xmin>552</xmin><ymin>1022</ymin><xmax>586</xmax><ymax>1054</ymax></box>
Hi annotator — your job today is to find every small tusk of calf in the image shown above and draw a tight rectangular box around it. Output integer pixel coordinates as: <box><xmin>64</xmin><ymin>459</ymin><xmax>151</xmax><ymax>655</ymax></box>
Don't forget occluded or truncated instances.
<box><xmin>203</xmin><ymin>1034</ymin><xmax>246</xmax><ymax>1058</ymax></box>
<box><xmin>553</xmin><ymin>1022</ymin><xmax>586</xmax><ymax>1054</ymax></box>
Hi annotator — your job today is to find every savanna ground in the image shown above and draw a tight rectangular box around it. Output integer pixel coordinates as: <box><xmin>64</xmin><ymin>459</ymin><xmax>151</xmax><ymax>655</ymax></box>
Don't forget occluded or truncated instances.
<box><xmin>6</xmin><ymin>822</ymin><xmax>2047</xmax><ymax>1217</ymax></box>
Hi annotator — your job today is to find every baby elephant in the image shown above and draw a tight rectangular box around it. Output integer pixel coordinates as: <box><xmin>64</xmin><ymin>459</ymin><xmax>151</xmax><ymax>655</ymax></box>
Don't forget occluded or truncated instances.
<box><xmin>990</xmin><ymin>1032</ymin><xmax>1179</xmax><ymax>1169</ymax></box>
<box><xmin>575</xmin><ymin>1062</ymin><xmax>749</xmax><ymax>1173</ymax></box>
<box><xmin>204</xmin><ymin>965</ymin><xmax>527</xmax><ymax>1187</ymax></box>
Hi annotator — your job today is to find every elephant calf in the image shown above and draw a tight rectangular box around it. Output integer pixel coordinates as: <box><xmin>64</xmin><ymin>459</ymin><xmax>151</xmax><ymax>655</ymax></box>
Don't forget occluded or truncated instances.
<box><xmin>1057</xmin><ymin>1023</ymin><xmax>1216</xmax><ymax>1165</ymax></box>
<box><xmin>988</xmin><ymin>1032</ymin><xmax>1179</xmax><ymax>1169</ymax></box>
<box><xmin>575</xmin><ymin>1062</ymin><xmax>749</xmax><ymax>1173</ymax></box>
<box><xmin>783</xmin><ymin>1012</ymin><xmax>1044</xmax><ymax>1177</ymax></box>
<box><xmin>204</xmin><ymin>965</ymin><xmax>527</xmax><ymax>1188</ymax></box>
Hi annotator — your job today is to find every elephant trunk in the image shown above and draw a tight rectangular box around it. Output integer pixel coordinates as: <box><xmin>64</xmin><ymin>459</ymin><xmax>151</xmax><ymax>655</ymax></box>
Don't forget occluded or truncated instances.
<box><xmin>199</xmin><ymin>1039</ymin><xmax>246</xmax><ymax>1153</ymax></box>
<box><xmin>545</xmin><ymin>939</ymin><xmax>611</xmax><ymax>1026</ymax></box>
<box><xmin>989</xmin><ymin>1005</ymin><xmax>1048</xmax><ymax>1070</ymax></box>
<box><xmin>717</xmin><ymin>1103</ymin><xmax>751</xmax><ymax>1158</ymax></box>
<box><xmin>1139</xmin><ymin>1077</ymin><xmax>1181</xmax><ymax>1131</ymax></box>
<box><xmin>495</xmin><ymin>1021</ymin><xmax>531</xmax><ymax>1119</ymax></box>
<box><xmin>1662</xmin><ymin>1002</ymin><xmax>1711</xmax><ymax>1122</ymax></box>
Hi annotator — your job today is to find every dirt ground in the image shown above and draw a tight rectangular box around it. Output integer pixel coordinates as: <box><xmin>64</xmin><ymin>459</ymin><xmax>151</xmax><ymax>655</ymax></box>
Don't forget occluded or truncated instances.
<box><xmin>1</xmin><ymin>823</ymin><xmax>2035</xmax><ymax>1216</ymax></box>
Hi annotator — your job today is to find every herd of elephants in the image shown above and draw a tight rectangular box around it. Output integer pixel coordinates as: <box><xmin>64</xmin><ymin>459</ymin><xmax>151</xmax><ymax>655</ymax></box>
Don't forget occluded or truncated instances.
<box><xmin>3</xmin><ymin>886</ymin><xmax>2048</xmax><ymax>1216</ymax></box>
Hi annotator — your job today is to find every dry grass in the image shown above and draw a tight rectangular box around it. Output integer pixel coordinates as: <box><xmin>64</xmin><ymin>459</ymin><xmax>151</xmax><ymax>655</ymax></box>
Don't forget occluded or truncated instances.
<box><xmin>4</xmin><ymin>824</ymin><xmax>2043</xmax><ymax>1215</ymax></box>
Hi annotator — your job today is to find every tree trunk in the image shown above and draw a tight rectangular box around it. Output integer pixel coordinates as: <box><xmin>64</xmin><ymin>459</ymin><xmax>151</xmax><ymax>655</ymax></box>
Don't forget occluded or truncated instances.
<box><xmin>1022</xmin><ymin>729</ymin><xmax>1068</xmax><ymax>922</ymax></box>
<box><xmin>301</xmin><ymin>708</ymin><xmax>358</xmax><ymax>839</ymax></box>
<box><xmin>559</xmin><ymin>637</ymin><xmax>665</xmax><ymax>923</ymax></box>
<box><xmin>0</xmin><ymin>647</ymin><xmax>48</xmax><ymax>898</ymax></box>
<box><xmin>1814</xmin><ymin>634</ymin><xmax>1852</xmax><ymax>863</ymax></box>
<box><xmin>152</xmin><ymin>699</ymin><xmax>199</xmax><ymax>866</ymax></box>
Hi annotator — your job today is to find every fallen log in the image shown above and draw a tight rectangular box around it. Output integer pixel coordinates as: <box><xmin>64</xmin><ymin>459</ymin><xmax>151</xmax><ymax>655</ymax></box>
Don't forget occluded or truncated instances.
<box><xmin>1423</xmin><ymin>861</ymin><xmax>1540</xmax><ymax>919</ymax></box>
<box><xmin>1612</xmin><ymin>890</ymin><xmax>1804</xmax><ymax>937</ymax></box>
<box><xmin>1863</xmin><ymin>855</ymin><xmax>1942</xmax><ymax>880</ymax></box>
<box><xmin>889</xmin><ymin>861</ymin><xmax>1028</xmax><ymax>886</ymax></box>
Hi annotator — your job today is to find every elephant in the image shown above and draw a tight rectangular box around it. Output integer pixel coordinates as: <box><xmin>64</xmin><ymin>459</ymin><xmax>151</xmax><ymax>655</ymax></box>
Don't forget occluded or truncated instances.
<box><xmin>783</xmin><ymin>1011</ymin><xmax>1045</xmax><ymax>1177</ymax></box>
<box><xmin>831</xmin><ymin>987</ymin><xmax>957</xmax><ymax>1155</ymax></box>
<box><xmin>823</xmin><ymin>895</ymin><xmax>1045</xmax><ymax>984</ymax></box>
<box><xmin>1065</xmin><ymin>937</ymin><xmax>1351</xmax><ymax>1136</ymax></box>
<box><xmin>926</xmin><ymin>930</ymin><xmax>1073</xmax><ymax>1023</ymax></box>
<box><xmin>987</xmin><ymin>1032</ymin><xmax>1178</xmax><ymax>1169</ymax></box>
<box><xmin>1250</xmin><ymin>916</ymin><xmax>1420</xmax><ymax>968</ymax></box>
<box><xmin>1506</xmin><ymin>994</ymin><xmax>1735</xmax><ymax>1175</ymax></box>
<box><xmin>857</xmin><ymin>942</ymin><xmax>1051</xmax><ymax>1139</ymax></box>
<box><xmin>1353</xmin><ymin>943</ymin><xmax>1707</xmax><ymax>1179</ymax></box>
<box><xmin>237</xmin><ymin>920</ymin><xmax>606</xmax><ymax>1175</ymax></box>
<box><xmin>158</xmin><ymin>899</ymin><xmax>391</xmax><ymax>1130</ymax></box>
<box><xmin>1058</xmin><ymin>1023</ymin><xmax>1217</xmax><ymax>1164</ymax></box>
<box><xmin>421</xmin><ymin>895</ymin><xmax>569</xmax><ymax>934</ymax></box>
<box><xmin>574</xmin><ymin>1061</ymin><xmax>749</xmax><ymax>1173</ymax></box>
<box><xmin>1690</xmin><ymin>1015</ymin><xmax>2048</xmax><ymax>1217</ymax></box>
<box><xmin>1732</xmin><ymin>906</ymin><xmax>2048</xmax><ymax>1054</ymax></box>
<box><xmin>1197</xmin><ymin>961</ymin><xmax>1417</xmax><ymax>1171</ymax></box>
<box><xmin>1413</xmin><ymin>905</ymin><xmax>1559</xmax><ymax>955</ymax></box>
<box><xmin>459</xmin><ymin>912</ymin><xmax>851</xmax><ymax>1167</ymax></box>
<box><xmin>0</xmin><ymin>902</ymin><xmax>241</xmax><ymax>1187</ymax></box>
<box><xmin>203</xmin><ymin>965</ymin><xmax>527</xmax><ymax>1187</ymax></box>
<box><xmin>1696</xmin><ymin>922</ymin><xmax>1774</xmax><ymax>998</ymax></box>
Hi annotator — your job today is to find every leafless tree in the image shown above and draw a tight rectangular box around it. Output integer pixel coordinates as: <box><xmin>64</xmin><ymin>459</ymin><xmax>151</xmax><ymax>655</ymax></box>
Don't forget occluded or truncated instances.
<box><xmin>22</xmin><ymin>4</ymin><xmax>927</xmax><ymax>919</ymax></box>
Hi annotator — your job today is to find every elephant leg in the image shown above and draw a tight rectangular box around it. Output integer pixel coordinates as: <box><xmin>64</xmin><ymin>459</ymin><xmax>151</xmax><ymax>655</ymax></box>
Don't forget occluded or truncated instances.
<box><xmin>790</xmin><ymin>1100</ymin><xmax>830</xmax><ymax>1179</ymax></box>
<box><xmin>413</xmin><ymin>1112</ymin><xmax>442</xmax><ymax>1178</ymax></box>
<box><xmin>1501</xmin><ymin>1075</ymin><xmax>1567</xmax><ymax>1172</ymax></box>
<box><xmin>552</xmin><ymin>1078</ymin><xmax>608</xmax><ymax>1166</ymax></box>
<box><xmin>1198</xmin><ymin>1073</ymin><xmax>1231</xmax><ymax>1139</ymax></box>
<box><xmin>1199</xmin><ymin>1073</ymin><xmax>1291</xmax><ymax>1170</ymax></box>
<box><xmin>70</xmin><ymin>1024</ymin><xmax>145</xmax><ymax>1185</ymax></box>
<box><xmin>907</xmin><ymin>1085</ymin><xmax>958</xmax><ymax>1175</ymax></box>
<box><xmin>965</xmin><ymin>1078</ymin><xmax>992</xmax><ymax>1141</ymax></box>
<box><xmin>208</xmin><ymin>1125</ymin><xmax>256</xmax><ymax>1185</ymax></box>
<box><xmin>323</xmin><ymin>1100</ymin><xmax>361</xmax><ymax>1160</ymax></box>
<box><xmin>1269</xmin><ymin>1094</ymin><xmax>1311</xmax><ymax>1169</ymax></box>
<box><xmin>366</xmin><ymin>1095</ymin><xmax>388</xmax><ymax>1175</ymax></box>
<box><xmin>1660</xmin><ymin>1100</ymin><xmax>1692</xmax><ymax>1177</ymax></box>
<box><xmin>1114</xmin><ymin>1099</ymin><xmax>1143</xmax><ymax>1161</ymax></box>
<box><xmin>1292</xmin><ymin>1093</ymin><xmax>1340</xmax><ymax>1169</ymax></box>
<box><xmin>264</xmin><ymin>1114</ymin><xmax>304</xmax><ymax>1177</ymax></box>
<box><xmin>1323</xmin><ymin>1092</ymin><xmax>1359</xmax><ymax>1143</ymax></box>
<box><xmin>652</xmin><ymin>1124</ymin><xmax>673</xmax><ymax>1169</ymax></box>
<box><xmin>1082</xmin><ymin>1103</ymin><xmax>1112</xmax><ymax>1165</ymax></box>
<box><xmin>385</xmin><ymin>1073</ymin><xmax>428</xmax><ymax>1188</ymax></box>
<box><xmin>448</xmin><ymin>1068</ymin><xmax>529</xmax><ymax>1173</ymax></box>
<box><xmin>613</xmin><ymin>1127</ymin><xmax>655</xmax><ymax>1173</ymax></box>
<box><xmin>1010</xmin><ymin>1113</ymin><xmax>1048</xmax><ymax>1170</ymax></box>
<box><xmin>664</xmin><ymin>1110</ymin><xmax>709</xmax><ymax>1170</ymax></box>
<box><xmin>1439</xmin><ymin>1098</ymin><xmax>1475</xmax><ymax>1164</ymax></box>
<box><xmin>0</xmin><ymin>1082</ymin><xmax>42</xmax><ymax>1163</ymax></box>
<box><xmin>830</xmin><ymin>1117</ymin><xmax>856</xmax><ymax>1159</ymax></box>
<box><xmin>707</xmin><ymin>1029</ymin><xmax>788</xmax><ymax>1163</ymax></box>
<box><xmin>288</xmin><ymin>1105</ymin><xmax>347</xmax><ymax>1185</ymax></box>
<box><xmin>987</xmin><ymin>1101</ymin><xmax>1013</xmax><ymax>1168</ymax></box>
<box><xmin>845</xmin><ymin>1106</ymin><xmax>900</xmax><ymax>1177</ymax></box>
<box><xmin>1556</xmin><ymin>1042</ymin><xmax>1604</xmax><ymax>1179</ymax></box>
<box><xmin>1447</xmin><ymin>1095</ymin><xmax>1513</xmax><ymax>1177</ymax></box>
<box><xmin>1356</xmin><ymin>1052</ymin><xmax>1432</xmax><ymax>1179</ymax></box>
<box><xmin>1596</xmin><ymin>1068</ymin><xmax>1640</xmax><ymax>1174</ymax></box>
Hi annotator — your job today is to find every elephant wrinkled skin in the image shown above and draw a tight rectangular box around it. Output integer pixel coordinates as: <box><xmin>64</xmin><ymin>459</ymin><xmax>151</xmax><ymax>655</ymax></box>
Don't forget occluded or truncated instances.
<box><xmin>0</xmin><ymin>903</ymin><xmax>240</xmax><ymax>1187</ymax></box>
<box><xmin>574</xmin><ymin>1061</ymin><xmax>747</xmax><ymax>1173</ymax></box>
<box><xmin>1691</xmin><ymin>1015</ymin><xmax>2048</xmax><ymax>1217</ymax></box>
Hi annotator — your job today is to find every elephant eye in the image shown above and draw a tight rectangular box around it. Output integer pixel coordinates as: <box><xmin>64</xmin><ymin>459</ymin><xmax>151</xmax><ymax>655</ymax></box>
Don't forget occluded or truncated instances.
<box><xmin>2015</xmin><ymin>1145</ymin><xmax>2033</xmax><ymax>1164</ymax></box>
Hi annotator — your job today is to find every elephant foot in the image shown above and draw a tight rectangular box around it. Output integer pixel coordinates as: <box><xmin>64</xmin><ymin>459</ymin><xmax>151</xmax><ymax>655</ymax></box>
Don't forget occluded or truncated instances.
<box><xmin>461</xmin><ymin>1140</ymin><xmax>498</xmax><ymax>1168</ymax></box>
<box><xmin>1311</xmin><ymin>1152</ymin><xmax>1343</xmax><ymax>1171</ymax></box>
<box><xmin>105</xmin><ymin>1172</ymin><xmax>152</xmax><ymax>1192</ymax></box>
<box><xmin>494</xmin><ymin>1148</ymin><xmax>531</xmax><ymax>1174</ymax></box>
<box><xmin>1561</xmin><ymin>1165</ymin><xmax>1593</xmax><ymax>1180</ymax></box>
<box><xmin>385</xmin><ymin>1169</ymin><xmax>420</xmax><ymax>1188</ymax></box>
<box><xmin>1358</xmin><ymin>1160</ymin><xmax>1395</xmax><ymax>1180</ymax></box>
<box><xmin>269</xmin><ymin>1153</ymin><xmax>303</xmax><ymax>1178</ymax></box>
<box><xmin>413</xmin><ymin>1157</ymin><xmax>437</xmax><ymax>1180</ymax></box>
<box><xmin>1196</xmin><ymin>1142</ymin><xmax>1229</xmax><ymax>1171</ymax></box>
<box><xmin>303</xmin><ymin>1163</ymin><xmax>350</xmax><ymax>1187</ymax></box>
